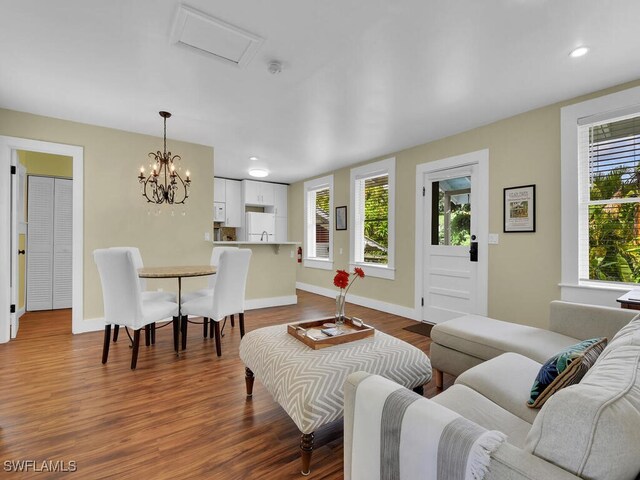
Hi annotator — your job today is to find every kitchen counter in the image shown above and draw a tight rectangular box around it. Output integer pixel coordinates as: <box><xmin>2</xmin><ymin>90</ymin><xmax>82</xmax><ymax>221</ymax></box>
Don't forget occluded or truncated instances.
<box><xmin>212</xmin><ymin>240</ymin><xmax>299</xmax><ymax>253</ymax></box>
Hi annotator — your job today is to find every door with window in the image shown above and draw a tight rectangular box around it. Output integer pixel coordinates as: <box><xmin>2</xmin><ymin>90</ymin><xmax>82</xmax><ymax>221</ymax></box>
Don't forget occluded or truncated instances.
<box><xmin>422</xmin><ymin>160</ymin><xmax>487</xmax><ymax>323</ymax></box>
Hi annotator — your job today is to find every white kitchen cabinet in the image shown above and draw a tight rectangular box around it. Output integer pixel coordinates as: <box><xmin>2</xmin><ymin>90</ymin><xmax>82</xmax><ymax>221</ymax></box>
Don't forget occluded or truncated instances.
<box><xmin>214</xmin><ymin>177</ymin><xmax>225</xmax><ymax>203</ymax></box>
<box><xmin>273</xmin><ymin>184</ymin><xmax>288</xmax><ymax>217</ymax></box>
<box><xmin>214</xmin><ymin>202</ymin><xmax>226</xmax><ymax>222</ymax></box>
<box><xmin>213</xmin><ymin>178</ymin><xmax>242</xmax><ymax>227</ymax></box>
<box><xmin>243</xmin><ymin>180</ymin><xmax>274</xmax><ymax>206</ymax></box>
<box><xmin>224</xmin><ymin>179</ymin><xmax>242</xmax><ymax>227</ymax></box>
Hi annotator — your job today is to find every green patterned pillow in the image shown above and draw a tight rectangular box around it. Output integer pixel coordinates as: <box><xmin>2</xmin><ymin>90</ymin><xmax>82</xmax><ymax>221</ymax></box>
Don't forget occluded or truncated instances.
<box><xmin>528</xmin><ymin>337</ymin><xmax>607</xmax><ymax>408</ymax></box>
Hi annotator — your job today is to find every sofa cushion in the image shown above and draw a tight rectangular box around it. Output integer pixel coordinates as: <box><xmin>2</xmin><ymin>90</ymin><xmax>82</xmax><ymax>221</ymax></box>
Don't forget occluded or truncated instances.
<box><xmin>456</xmin><ymin>352</ymin><xmax>541</xmax><ymax>424</ymax></box>
<box><xmin>431</xmin><ymin>314</ymin><xmax>579</xmax><ymax>364</ymax></box>
<box><xmin>432</xmin><ymin>384</ymin><xmax>532</xmax><ymax>449</ymax></box>
<box><xmin>528</xmin><ymin>337</ymin><xmax>607</xmax><ymax>408</ymax></box>
<box><xmin>525</xmin><ymin>316</ymin><xmax>640</xmax><ymax>480</ymax></box>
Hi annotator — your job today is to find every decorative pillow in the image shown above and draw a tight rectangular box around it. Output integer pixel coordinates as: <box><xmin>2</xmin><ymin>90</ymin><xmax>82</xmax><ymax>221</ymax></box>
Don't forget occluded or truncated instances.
<box><xmin>527</xmin><ymin>337</ymin><xmax>607</xmax><ymax>408</ymax></box>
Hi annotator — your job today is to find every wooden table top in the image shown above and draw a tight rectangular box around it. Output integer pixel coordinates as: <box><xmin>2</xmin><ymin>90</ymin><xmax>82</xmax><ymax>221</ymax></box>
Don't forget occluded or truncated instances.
<box><xmin>138</xmin><ymin>265</ymin><xmax>216</xmax><ymax>279</ymax></box>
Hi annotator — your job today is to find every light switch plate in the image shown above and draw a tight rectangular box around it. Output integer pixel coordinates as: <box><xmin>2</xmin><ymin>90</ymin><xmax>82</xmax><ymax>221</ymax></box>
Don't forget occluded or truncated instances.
<box><xmin>204</xmin><ymin>231</ymin><xmax>211</xmax><ymax>241</ymax></box>
<box><xmin>488</xmin><ymin>233</ymin><xmax>499</xmax><ymax>245</ymax></box>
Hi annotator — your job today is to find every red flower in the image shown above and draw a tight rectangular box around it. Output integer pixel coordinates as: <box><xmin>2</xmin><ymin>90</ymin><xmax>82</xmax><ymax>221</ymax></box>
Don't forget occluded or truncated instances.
<box><xmin>354</xmin><ymin>267</ymin><xmax>365</xmax><ymax>278</ymax></box>
<box><xmin>333</xmin><ymin>270</ymin><xmax>349</xmax><ymax>289</ymax></box>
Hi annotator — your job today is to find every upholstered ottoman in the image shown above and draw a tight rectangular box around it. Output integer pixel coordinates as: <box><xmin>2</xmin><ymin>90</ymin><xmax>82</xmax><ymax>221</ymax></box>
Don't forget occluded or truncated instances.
<box><xmin>239</xmin><ymin>323</ymin><xmax>432</xmax><ymax>475</ymax></box>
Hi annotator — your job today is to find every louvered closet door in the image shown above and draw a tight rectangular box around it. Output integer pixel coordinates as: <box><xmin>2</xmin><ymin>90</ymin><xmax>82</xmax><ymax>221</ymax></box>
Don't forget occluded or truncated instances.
<box><xmin>27</xmin><ymin>176</ymin><xmax>54</xmax><ymax>311</ymax></box>
<box><xmin>53</xmin><ymin>178</ymin><xmax>72</xmax><ymax>309</ymax></box>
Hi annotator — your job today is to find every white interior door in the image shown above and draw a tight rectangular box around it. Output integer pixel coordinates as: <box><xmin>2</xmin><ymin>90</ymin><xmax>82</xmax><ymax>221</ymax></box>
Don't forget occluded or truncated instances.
<box><xmin>27</xmin><ymin>176</ymin><xmax>54</xmax><ymax>311</ymax></box>
<box><xmin>10</xmin><ymin>160</ymin><xmax>26</xmax><ymax>337</ymax></box>
<box><xmin>53</xmin><ymin>178</ymin><xmax>72</xmax><ymax>309</ymax></box>
<box><xmin>422</xmin><ymin>160</ymin><xmax>488</xmax><ymax>323</ymax></box>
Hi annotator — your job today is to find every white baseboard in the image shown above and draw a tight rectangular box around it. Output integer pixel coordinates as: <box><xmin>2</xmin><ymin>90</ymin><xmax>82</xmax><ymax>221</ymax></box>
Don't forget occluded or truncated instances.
<box><xmin>296</xmin><ymin>282</ymin><xmax>419</xmax><ymax>320</ymax></box>
<box><xmin>75</xmin><ymin>295</ymin><xmax>299</xmax><ymax>334</ymax></box>
<box><xmin>245</xmin><ymin>295</ymin><xmax>297</xmax><ymax>310</ymax></box>
<box><xmin>17</xmin><ymin>307</ymin><xmax>25</xmax><ymax>318</ymax></box>
<box><xmin>73</xmin><ymin>317</ymin><xmax>105</xmax><ymax>334</ymax></box>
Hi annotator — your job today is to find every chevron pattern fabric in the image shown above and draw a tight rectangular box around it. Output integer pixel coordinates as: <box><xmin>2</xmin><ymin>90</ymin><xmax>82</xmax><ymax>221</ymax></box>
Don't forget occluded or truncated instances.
<box><xmin>240</xmin><ymin>324</ymin><xmax>432</xmax><ymax>434</ymax></box>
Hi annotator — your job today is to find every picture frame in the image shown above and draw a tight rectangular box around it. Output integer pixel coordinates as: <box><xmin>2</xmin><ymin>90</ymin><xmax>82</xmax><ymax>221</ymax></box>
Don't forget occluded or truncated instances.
<box><xmin>336</xmin><ymin>206</ymin><xmax>347</xmax><ymax>231</ymax></box>
<box><xmin>503</xmin><ymin>184</ymin><xmax>536</xmax><ymax>233</ymax></box>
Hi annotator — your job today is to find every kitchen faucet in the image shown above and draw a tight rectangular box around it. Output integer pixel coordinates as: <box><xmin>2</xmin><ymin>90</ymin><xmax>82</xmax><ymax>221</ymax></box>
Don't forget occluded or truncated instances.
<box><xmin>260</xmin><ymin>230</ymin><xmax>269</xmax><ymax>242</ymax></box>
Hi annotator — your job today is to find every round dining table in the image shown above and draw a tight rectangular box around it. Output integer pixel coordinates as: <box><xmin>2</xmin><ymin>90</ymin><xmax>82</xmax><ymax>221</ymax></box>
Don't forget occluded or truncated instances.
<box><xmin>138</xmin><ymin>265</ymin><xmax>216</xmax><ymax>352</ymax></box>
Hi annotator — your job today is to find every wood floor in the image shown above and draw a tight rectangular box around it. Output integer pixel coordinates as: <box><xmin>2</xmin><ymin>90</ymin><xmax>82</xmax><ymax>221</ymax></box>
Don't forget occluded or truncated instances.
<box><xmin>0</xmin><ymin>291</ymin><xmax>454</xmax><ymax>479</ymax></box>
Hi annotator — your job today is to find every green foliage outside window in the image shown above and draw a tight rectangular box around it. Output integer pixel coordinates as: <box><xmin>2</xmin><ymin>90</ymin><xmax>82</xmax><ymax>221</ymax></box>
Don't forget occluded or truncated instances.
<box><xmin>364</xmin><ymin>178</ymin><xmax>388</xmax><ymax>263</ymax></box>
<box><xmin>589</xmin><ymin>167</ymin><xmax>640</xmax><ymax>283</ymax></box>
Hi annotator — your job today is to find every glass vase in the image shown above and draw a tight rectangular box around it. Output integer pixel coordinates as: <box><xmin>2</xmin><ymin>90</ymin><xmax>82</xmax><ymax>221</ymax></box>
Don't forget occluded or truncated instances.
<box><xmin>335</xmin><ymin>293</ymin><xmax>346</xmax><ymax>329</ymax></box>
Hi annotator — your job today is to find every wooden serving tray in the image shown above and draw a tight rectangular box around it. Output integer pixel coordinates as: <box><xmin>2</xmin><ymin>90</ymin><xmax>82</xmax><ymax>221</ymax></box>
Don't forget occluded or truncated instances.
<box><xmin>287</xmin><ymin>317</ymin><xmax>375</xmax><ymax>349</ymax></box>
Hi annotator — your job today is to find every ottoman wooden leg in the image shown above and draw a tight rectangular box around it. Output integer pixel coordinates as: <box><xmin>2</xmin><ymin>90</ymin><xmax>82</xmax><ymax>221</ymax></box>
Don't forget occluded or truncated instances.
<box><xmin>245</xmin><ymin>367</ymin><xmax>255</xmax><ymax>397</ymax></box>
<box><xmin>300</xmin><ymin>432</ymin><xmax>314</xmax><ymax>476</ymax></box>
<box><xmin>434</xmin><ymin>368</ymin><xmax>443</xmax><ymax>389</ymax></box>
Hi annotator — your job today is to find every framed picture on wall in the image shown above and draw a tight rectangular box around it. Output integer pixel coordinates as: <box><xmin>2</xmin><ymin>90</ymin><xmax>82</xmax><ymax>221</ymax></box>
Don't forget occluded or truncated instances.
<box><xmin>503</xmin><ymin>184</ymin><xmax>536</xmax><ymax>232</ymax></box>
<box><xmin>336</xmin><ymin>206</ymin><xmax>347</xmax><ymax>230</ymax></box>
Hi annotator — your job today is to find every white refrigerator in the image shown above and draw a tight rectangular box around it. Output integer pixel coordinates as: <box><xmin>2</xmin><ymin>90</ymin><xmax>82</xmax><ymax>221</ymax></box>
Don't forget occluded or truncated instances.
<box><xmin>246</xmin><ymin>212</ymin><xmax>275</xmax><ymax>242</ymax></box>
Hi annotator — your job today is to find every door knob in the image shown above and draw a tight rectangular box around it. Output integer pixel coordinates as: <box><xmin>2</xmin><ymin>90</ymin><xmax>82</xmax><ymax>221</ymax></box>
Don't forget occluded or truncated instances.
<box><xmin>18</xmin><ymin>249</ymin><xmax>25</xmax><ymax>255</ymax></box>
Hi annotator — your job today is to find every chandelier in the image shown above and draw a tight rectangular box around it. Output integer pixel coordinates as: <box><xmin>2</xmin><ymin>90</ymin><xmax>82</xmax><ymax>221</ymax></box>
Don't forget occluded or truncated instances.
<box><xmin>138</xmin><ymin>111</ymin><xmax>191</xmax><ymax>205</ymax></box>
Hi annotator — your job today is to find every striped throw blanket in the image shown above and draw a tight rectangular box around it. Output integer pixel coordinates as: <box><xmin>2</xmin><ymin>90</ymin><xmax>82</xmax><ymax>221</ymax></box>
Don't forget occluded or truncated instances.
<box><xmin>350</xmin><ymin>375</ymin><xmax>506</xmax><ymax>480</ymax></box>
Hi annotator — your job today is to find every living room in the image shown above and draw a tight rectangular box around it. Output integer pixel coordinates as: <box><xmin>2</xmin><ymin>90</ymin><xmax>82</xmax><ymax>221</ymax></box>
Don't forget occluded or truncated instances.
<box><xmin>1</xmin><ymin>1</ymin><xmax>640</xmax><ymax>479</ymax></box>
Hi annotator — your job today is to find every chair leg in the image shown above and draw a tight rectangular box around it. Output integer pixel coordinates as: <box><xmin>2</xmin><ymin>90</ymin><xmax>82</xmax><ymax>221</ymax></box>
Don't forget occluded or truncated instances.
<box><xmin>203</xmin><ymin>318</ymin><xmax>209</xmax><ymax>338</ymax></box>
<box><xmin>210</xmin><ymin>316</ymin><xmax>214</xmax><ymax>339</ymax></box>
<box><xmin>151</xmin><ymin>323</ymin><xmax>156</xmax><ymax>345</ymax></box>
<box><xmin>113</xmin><ymin>324</ymin><xmax>119</xmax><ymax>342</ymax></box>
<box><xmin>213</xmin><ymin>321</ymin><xmax>222</xmax><ymax>357</ymax></box>
<box><xmin>131</xmin><ymin>329</ymin><xmax>141</xmax><ymax>370</ymax></box>
<box><xmin>434</xmin><ymin>368</ymin><xmax>444</xmax><ymax>389</ymax></box>
<box><xmin>145</xmin><ymin>324</ymin><xmax>151</xmax><ymax>346</ymax></box>
<box><xmin>172</xmin><ymin>316</ymin><xmax>179</xmax><ymax>353</ymax></box>
<box><xmin>230</xmin><ymin>314</ymin><xmax>235</xmax><ymax>327</ymax></box>
<box><xmin>181</xmin><ymin>315</ymin><xmax>188</xmax><ymax>350</ymax></box>
<box><xmin>102</xmin><ymin>325</ymin><xmax>112</xmax><ymax>364</ymax></box>
<box><xmin>239</xmin><ymin>313</ymin><xmax>245</xmax><ymax>338</ymax></box>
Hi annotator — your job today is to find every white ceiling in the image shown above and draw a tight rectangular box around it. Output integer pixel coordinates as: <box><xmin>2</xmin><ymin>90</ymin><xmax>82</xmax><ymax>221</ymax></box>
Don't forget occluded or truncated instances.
<box><xmin>1</xmin><ymin>0</ymin><xmax>640</xmax><ymax>184</ymax></box>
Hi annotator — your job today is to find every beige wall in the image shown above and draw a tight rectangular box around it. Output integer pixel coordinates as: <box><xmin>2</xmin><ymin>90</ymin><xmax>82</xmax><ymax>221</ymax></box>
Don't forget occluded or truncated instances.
<box><xmin>243</xmin><ymin>244</ymin><xmax>297</xmax><ymax>300</ymax></box>
<box><xmin>18</xmin><ymin>150</ymin><xmax>73</xmax><ymax>177</ymax></box>
<box><xmin>291</xmin><ymin>79</ymin><xmax>640</xmax><ymax>329</ymax></box>
<box><xmin>1</xmin><ymin>108</ymin><xmax>214</xmax><ymax>321</ymax></box>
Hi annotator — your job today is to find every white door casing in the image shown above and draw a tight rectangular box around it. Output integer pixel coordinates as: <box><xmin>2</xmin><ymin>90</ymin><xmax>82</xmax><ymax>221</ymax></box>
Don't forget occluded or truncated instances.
<box><xmin>414</xmin><ymin>150</ymin><xmax>489</xmax><ymax>324</ymax></box>
<box><xmin>0</xmin><ymin>136</ymin><xmax>83</xmax><ymax>343</ymax></box>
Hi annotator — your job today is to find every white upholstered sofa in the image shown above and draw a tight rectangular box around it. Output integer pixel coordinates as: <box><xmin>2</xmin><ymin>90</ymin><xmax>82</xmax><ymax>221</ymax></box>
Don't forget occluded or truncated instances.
<box><xmin>344</xmin><ymin>302</ymin><xmax>640</xmax><ymax>479</ymax></box>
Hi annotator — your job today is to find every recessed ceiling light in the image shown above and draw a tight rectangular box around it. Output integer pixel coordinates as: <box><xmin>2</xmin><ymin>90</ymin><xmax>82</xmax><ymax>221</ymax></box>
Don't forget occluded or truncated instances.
<box><xmin>569</xmin><ymin>46</ymin><xmax>589</xmax><ymax>58</ymax></box>
<box><xmin>249</xmin><ymin>156</ymin><xmax>259</xmax><ymax>161</ymax></box>
<box><xmin>249</xmin><ymin>168</ymin><xmax>269</xmax><ymax>178</ymax></box>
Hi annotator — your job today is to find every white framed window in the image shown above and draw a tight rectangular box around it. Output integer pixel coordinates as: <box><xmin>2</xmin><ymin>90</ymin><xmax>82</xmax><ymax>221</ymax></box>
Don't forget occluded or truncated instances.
<box><xmin>561</xmin><ymin>85</ymin><xmax>640</xmax><ymax>302</ymax></box>
<box><xmin>303</xmin><ymin>175</ymin><xmax>333</xmax><ymax>270</ymax></box>
<box><xmin>350</xmin><ymin>157</ymin><xmax>395</xmax><ymax>279</ymax></box>
<box><xmin>578</xmin><ymin>114</ymin><xmax>640</xmax><ymax>285</ymax></box>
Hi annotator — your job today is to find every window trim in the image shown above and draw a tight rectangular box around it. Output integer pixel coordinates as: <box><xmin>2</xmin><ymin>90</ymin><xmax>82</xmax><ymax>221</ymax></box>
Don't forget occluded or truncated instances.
<box><xmin>349</xmin><ymin>157</ymin><xmax>395</xmax><ymax>280</ymax></box>
<box><xmin>561</xmin><ymin>85</ymin><xmax>640</xmax><ymax>301</ymax></box>
<box><xmin>303</xmin><ymin>174</ymin><xmax>333</xmax><ymax>270</ymax></box>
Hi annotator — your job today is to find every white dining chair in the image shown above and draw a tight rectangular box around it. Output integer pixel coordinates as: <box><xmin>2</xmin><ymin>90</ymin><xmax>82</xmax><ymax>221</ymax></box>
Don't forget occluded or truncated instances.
<box><xmin>94</xmin><ymin>248</ymin><xmax>179</xmax><ymax>369</ymax></box>
<box><xmin>181</xmin><ymin>249</ymin><xmax>252</xmax><ymax>356</ymax></box>
<box><xmin>110</xmin><ymin>247</ymin><xmax>176</xmax><ymax>345</ymax></box>
<box><xmin>181</xmin><ymin>245</ymin><xmax>238</xmax><ymax>337</ymax></box>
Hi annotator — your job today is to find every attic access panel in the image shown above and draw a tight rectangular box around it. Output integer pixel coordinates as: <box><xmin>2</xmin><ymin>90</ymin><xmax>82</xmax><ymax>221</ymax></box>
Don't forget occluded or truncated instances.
<box><xmin>171</xmin><ymin>4</ymin><xmax>264</xmax><ymax>68</ymax></box>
